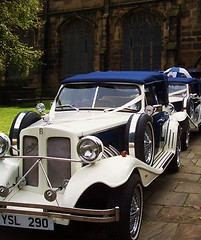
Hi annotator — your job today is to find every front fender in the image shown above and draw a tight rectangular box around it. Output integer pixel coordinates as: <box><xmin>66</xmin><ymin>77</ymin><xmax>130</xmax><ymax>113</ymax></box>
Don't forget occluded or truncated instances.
<box><xmin>172</xmin><ymin>111</ymin><xmax>188</xmax><ymax>122</ymax></box>
<box><xmin>0</xmin><ymin>158</ymin><xmax>19</xmax><ymax>186</ymax></box>
<box><xmin>63</xmin><ymin>155</ymin><xmax>162</xmax><ymax>208</ymax></box>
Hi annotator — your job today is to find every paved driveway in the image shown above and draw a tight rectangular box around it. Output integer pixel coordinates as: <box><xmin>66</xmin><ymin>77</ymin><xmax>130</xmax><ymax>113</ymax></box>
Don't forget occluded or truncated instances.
<box><xmin>139</xmin><ymin>131</ymin><xmax>201</xmax><ymax>240</ymax></box>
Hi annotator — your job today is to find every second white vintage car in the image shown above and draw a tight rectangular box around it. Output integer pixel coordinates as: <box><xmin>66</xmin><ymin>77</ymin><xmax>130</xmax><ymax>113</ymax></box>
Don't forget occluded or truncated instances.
<box><xmin>168</xmin><ymin>77</ymin><xmax>201</xmax><ymax>149</ymax></box>
<box><xmin>0</xmin><ymin>71</ymin><xmax>185</xmax><ymax>239</ymax></box>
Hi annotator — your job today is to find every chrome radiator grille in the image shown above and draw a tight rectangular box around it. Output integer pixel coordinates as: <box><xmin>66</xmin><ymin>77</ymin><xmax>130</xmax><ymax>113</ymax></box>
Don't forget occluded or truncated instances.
<box><xmin>47</xmin><ymin>137</ymin><xmax>71</xmax><ymax>188</ymax></box>
<box><xmin>23</xmin><ymin>136</ymin><xmax>38</xmax><ymax>186</ymax></box>
<box><xmin>23</xmin><ymin>136</ymin><xmax>71</xmax><ymax>188</ymax></box>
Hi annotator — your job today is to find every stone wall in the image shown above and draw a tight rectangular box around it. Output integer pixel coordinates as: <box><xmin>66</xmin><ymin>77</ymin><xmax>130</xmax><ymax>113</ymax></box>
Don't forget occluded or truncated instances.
<box><xmin>2</xmin><ymin>0</ymin><xmax>201</xmax><ymax>92</ymax></box>
<box><xmin>179</xmin><ymin>0</ymin><xmax>201</xmax><ymax>68</ymax></box>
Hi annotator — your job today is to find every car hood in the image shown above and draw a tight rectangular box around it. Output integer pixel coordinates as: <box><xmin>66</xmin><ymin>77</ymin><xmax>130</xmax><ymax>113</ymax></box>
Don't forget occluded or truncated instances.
<box><xmin>29</xmin><ymin>110</ymin><xmax>133</xmax><ymax>136</ymax></box>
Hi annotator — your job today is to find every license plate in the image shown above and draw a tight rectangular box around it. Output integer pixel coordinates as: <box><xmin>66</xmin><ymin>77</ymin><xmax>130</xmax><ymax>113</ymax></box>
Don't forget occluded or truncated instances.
<box><xmin>0</xmin><ymin>213</ymin><xmax>54</xmax><ymax>230</ymax></box>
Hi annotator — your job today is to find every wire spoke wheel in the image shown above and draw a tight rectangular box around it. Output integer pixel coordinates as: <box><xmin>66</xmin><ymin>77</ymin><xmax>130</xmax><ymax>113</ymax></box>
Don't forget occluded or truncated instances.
<box><xmin>144</xmin><ymin>124</ymin><xmax>153</xmax><ymax>164</ymax></box>
<box><xmin>130</xmin><ymin>185</ymin><xmax>142</xmax><ymax>239</ymax></box>
<box><xmin>108</xmin><ymin>173</ymin><xmax>143</xmax><ymax>240</ymax></box>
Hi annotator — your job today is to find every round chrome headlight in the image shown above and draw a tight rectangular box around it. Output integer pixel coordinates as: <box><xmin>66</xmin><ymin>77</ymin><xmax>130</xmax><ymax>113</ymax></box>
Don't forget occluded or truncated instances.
<box><xmin>0</xmin><ymin>133</ymin><xmax>11</xmax><ymax>158</ymax></box>
<box><xmin>77</xmin><ymin>136</ymin><xmax>103</xmax><ymax>164</ymax></box>
<box><xmin>36</xmin><ymin>102</ymin><xmax>46</xmax><ymax>114</ymax></box>
<box><xmin>145</xmin><ymin>105</ymin><xmax>154</xmax><ymax>116</ymax></box>
<box><xmin>167</xmin><ymin>103</ymin><xmax>175</xmax><ymax>114</ymax></box>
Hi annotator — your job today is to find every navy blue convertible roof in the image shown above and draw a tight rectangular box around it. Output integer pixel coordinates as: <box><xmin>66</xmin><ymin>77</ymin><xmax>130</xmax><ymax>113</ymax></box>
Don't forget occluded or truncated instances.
<box><xmin>62</xmin><ymin>71</ymin><xmax>168</xmax><ymax>84</ymax></box>
<box><xmin>168</xmin><ymin>77</ymin><xmax>199</xmax><ymax>84</ymax></box>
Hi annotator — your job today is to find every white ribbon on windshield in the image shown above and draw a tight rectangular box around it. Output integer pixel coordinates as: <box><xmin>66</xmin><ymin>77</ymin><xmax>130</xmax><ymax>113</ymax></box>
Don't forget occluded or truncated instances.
<box><xmin>105</xmin><ymin>94</ymin><xmax>143</xmax><ymax>113</ymax></box>
<box><xmin>169</xmin><ymin>88</ymin><xmax>187</xmax><ymax>97</ymax></box>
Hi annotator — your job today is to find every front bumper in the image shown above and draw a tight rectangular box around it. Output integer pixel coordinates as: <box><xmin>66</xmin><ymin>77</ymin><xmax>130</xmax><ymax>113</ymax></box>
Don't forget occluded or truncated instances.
<box><xmin>0</xmin><ymin>200</ymin><xmax>119</xmax><ymax>224</ymax></box>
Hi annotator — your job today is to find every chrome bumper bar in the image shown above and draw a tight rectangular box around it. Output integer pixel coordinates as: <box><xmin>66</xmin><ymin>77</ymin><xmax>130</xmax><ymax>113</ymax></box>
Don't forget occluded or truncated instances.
<box><xmin>0</xmin><ymin>201</ymin><xmax>119</xmax><ymax>223</ymax></box>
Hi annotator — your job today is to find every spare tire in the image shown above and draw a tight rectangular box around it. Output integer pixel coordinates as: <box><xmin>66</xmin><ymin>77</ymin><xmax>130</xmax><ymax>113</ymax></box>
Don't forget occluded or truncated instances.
<box><xmin>126</xmin><ymin>113</ymin><xmax>154</xmax><ymax>165</ymax></box>
<box><xmin>9</xmin><ymin>111</ymin><xmax>41</xmax><ymax>155</ymax></box>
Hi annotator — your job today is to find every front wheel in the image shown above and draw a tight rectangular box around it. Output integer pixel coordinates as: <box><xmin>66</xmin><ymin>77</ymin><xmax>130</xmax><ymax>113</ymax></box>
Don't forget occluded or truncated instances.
<box><xmin>108</xmin><ymin>173</ymin><xmax>143</xmax><ymax>240</ymax></box>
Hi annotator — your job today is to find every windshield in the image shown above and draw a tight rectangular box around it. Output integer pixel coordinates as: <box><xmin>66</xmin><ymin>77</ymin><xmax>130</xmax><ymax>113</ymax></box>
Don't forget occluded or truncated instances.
<box><xmin>55</xmin><ymin>83</ymin><xmax>141</xmax><ymax>111</ymax></box>
<box><xmin>168</xmin><ymin>83</ymin><xmax>187</xmax><ymax>97</ymax></box>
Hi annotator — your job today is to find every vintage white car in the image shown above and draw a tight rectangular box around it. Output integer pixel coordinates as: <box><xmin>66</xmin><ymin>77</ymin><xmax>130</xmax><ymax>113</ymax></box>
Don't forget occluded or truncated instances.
<box><xmin>168</xmin><ymin>77</ymin><xmax>201</xmax><ymax>150</ymax></box>
<box><xmin>0</xmin><ymin>71</ymin><xmax>185</xmax><ymax>239</ymax></box>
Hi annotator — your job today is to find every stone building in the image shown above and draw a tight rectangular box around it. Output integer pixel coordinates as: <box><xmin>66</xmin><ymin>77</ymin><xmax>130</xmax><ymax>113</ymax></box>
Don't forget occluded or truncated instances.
<box><xmin>3</xmin><ymin>0</ymin><xmax>201</xmax><ymax>98</ymax></box>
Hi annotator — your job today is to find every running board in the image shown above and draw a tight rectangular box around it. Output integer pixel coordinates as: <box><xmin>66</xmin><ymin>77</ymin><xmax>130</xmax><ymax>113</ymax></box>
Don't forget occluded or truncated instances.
<box><xmin>153</xmin><ymin>150</ymin><xmax>174</xmax><ymax>170</ymax></box>
<box><xmin>137</xmin><ymin>151</ymin><xmax>175</xmax><ymax>187</ymax></box>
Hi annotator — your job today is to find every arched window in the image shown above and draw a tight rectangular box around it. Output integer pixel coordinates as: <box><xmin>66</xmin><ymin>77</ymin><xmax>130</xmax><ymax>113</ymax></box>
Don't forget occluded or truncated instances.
<box><xmin>123</xmin><ymin>11</ymin><xmax>162</xmax><ymax>71</ymax></box>
<box><xmin>61</xmin><ymin>18</ymin><xmax>94</xmax><ymax>76</ymax></box>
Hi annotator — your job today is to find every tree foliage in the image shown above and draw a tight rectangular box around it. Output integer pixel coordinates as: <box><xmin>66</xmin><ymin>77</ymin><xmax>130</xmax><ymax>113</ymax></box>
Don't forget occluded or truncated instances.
<box><xmin>0</xmin><ymin>0</ymin><xmax>43</xmax><ymax>77</ymax></box>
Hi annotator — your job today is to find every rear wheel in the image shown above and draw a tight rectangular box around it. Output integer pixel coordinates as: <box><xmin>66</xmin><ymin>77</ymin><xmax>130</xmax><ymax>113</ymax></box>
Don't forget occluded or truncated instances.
<box><xmin>9</xmin><ymin>111</ymin><xmax>41</xmax><ymax>155</ymax></box>
<box><xmin>186</xmin><ymin>98</ymin><xmax>194</xmax><ymax>119</ymax></box>
<box><xmin>168</xmin><ymin>131</ymin><xmax>181</xmax><ymax>173</ymax></box>
<box><xmin>180</xmin><ymin>118</ymin><xmax>190</xmax><ymax>151</ymax></box>
<box><xmin>108</xmin><ymin>173</ymin><xmax>143</xmax><ymax>240</ymax></box>
<box><xmin>199</xmin><ymin>125</ymin><xmax>201</xmax><ymax>134</ymax></box>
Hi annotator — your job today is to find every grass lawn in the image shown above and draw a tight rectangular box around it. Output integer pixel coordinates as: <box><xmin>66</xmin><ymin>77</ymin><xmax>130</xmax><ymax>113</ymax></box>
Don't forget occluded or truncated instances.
<box><xmin>0</xmin><ymin>101</ymin><xmax>51</xmax><ymax>135</ymax></box>
<box><xmin>0</xmin><ymin>106</ymin><xmax>35</xmax><ymax>135</ymax></box>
